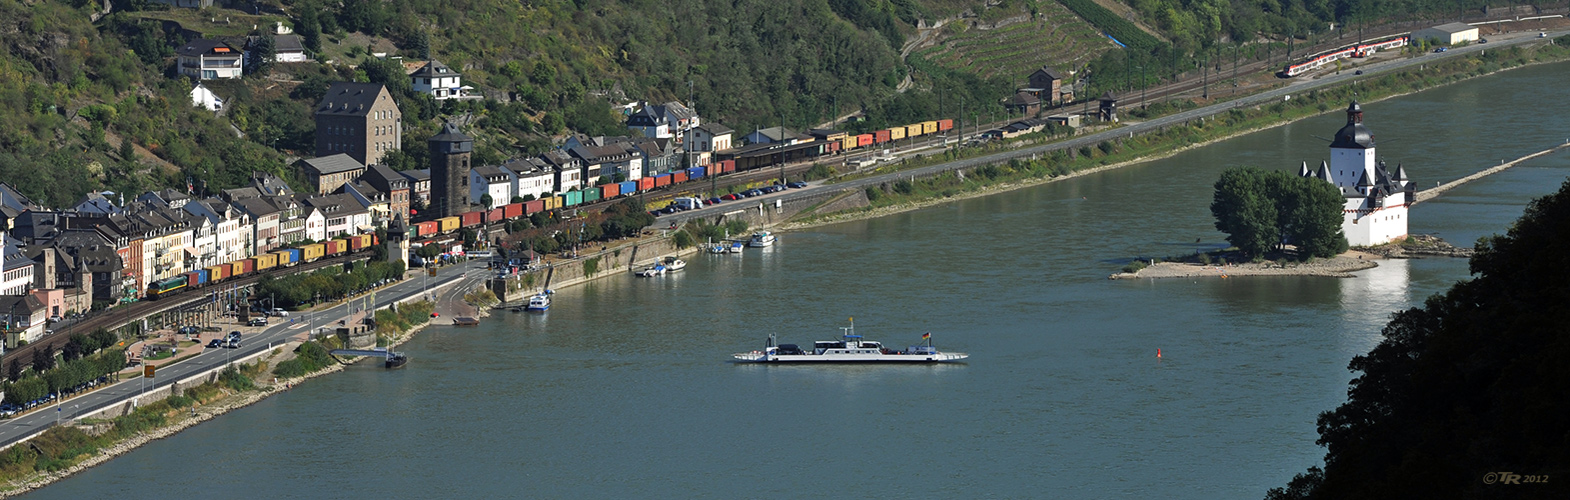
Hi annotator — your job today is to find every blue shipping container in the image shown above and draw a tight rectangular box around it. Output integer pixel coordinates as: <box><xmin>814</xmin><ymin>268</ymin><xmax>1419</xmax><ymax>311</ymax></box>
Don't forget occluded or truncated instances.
<box><xmin>195</xmin><ymin>269</ymin><xmax>209</xmax><ymax>285</ymax></box>
<box><xmin>688</xmin><ymin>166</ymin><xmax>705</xmax><ymax>178</ymax></box>
<box><xmin>285</xmin><ymin>248</ymin><xmax>302</xmax><ymax>264</ymax></box>
<box><xmin>619</xmin><ymin>181</ymin><xmax>638</xmax><ymax>196</ymax></box>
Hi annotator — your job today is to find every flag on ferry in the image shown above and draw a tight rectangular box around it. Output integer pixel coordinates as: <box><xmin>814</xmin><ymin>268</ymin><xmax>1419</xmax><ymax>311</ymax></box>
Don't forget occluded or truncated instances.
<box><xmin>922</xmin><ymin>332</ymin><xmax>931</xmax><ymax>339</ymax></box>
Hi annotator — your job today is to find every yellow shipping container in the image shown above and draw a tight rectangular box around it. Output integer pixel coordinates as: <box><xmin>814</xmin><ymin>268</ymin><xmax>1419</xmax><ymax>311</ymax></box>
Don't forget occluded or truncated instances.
<box><xmin>301</xmin><ymin>243</ymin><xmax>325</xmax><ymax>262</ymax></box>
<box><xmin>255</xmin><ymin>253</ymin><xmax>278</xmax><ymax>271</ymax></box>
<box><xmin>231</xmin><ymin>262</ymin><xmax>245</xmax><ymax>276</ymax></box>
<box><xmin>922</xmin><ymin>121</ymin><xmax>938</xmax><ymax>135</ymax></box>
<box><xmin>545</xmin><ymin>197</ymin><xmax>560</xmax><ymax>210</ymax></box>
<box><xmin>889</xmin><ymin>127</ymin><xmax>906</xmax><ymax>141</ymax></box>
<box><xmin>439</xmin><ymin>216</ymin><xmax>461</xmax><ymax>233</ymax></box>
<box><xmin>841</xmin><ymin>136</ymin><xmax>856</xmax><ymax>150</ymax></box>
<box><xmin>906</xmin><ymin>124</ymin><xmax>923</xmax><ymax>137</ymax></box>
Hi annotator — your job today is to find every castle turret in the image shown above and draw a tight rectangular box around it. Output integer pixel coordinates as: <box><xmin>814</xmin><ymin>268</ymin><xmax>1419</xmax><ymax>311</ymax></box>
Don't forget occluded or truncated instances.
<box><xmin>429</xmin><ymin>122</ymin><xmax>473</xmax><ymax>218</ymax></box>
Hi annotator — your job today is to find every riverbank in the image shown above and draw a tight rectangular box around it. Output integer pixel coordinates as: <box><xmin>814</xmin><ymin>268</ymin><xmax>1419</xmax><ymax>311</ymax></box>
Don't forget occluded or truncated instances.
<box><xmin>782</xmin><ymin>39</ymin><xmax>1570</xmax><ymax>231</ymax></box>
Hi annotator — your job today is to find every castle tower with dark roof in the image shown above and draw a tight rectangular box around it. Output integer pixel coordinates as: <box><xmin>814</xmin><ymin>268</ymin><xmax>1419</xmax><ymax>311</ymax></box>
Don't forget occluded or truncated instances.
<box><xmin>1301</xmin><ymin>102</ymin><xmax>1414</xmax><ymax>246</ymax></box>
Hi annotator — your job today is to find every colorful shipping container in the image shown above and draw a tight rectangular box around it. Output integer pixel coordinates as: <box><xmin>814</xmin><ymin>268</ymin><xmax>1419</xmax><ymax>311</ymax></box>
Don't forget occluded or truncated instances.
<box><xmin>301</xmin><ymin>243</ymin><xmax>325</xmax><ymax>262</ymax></box>
<box><xmin>461</xmin><ymin>211</ymin><xmax>483</xmax><ymax>228</ymax></box>
<box><xmin>255</xmin><ymin>253</ymin><xmax>278</xmax><ymax>271</ymax></box>
<box><xmin>654</xmin><ymin>174</ymin><xmax>671</xmax><ymax>188</ymax></box>
<box><xmin>673</xmin><ymin>171</ymin><xmax>688</xmax><ymax>184</ymax></box>
<box><xmin>238</xmin><ymin>258</ymin><xmax>255</xmax><ymax>274</ymax></box>
<box><xmin>207</xmin><ymin>264</ymin><xmax>230</xmax><ymax>281</ymax></box>
<box><xmin>186</xmin><ymin>270</ymin><xmax>207</xmax><ymax>288</ymax></box>
<box><xmin>582</xmin><ymin>187</ymin><xmax>601</xmax><ymax>203</ymax></box>
<box><xmin>938</xmin><ymin>119</ymin><xmax>954</xmax><ymax>131</ymax></box>
<box><xmin>856</xmin><ymin>134</ymin><xmax>874</xmax><ymax>148</ymax></box>
<box><xmin>890</xmin><ymin>127</ymin><xmax>906</xmax><ymax>141</ymax></box>
<box><xmin>841</xmin><ymin>136</ymin><xmax>857</xmax><ymax>151</ymax></box>
<box><xmin>416</xmin><ymin>221</ymin><xmax>438</xmax><ymax>237</ymax></box>
<box><xmin>439</xmin><ymin>216</ymin><xmax>461</xmax><ymax>233</ymax></box>
<box><xmin>525</xmin><ymin>199</ymin><xmax>545</xmax><ymax>214</ymax></box>
<box><xmin>350</xmin><ymin>234</ymin><xmax>373</xmax><ymax>251</ymax></box>
<box><xmin>486</xmin><ymin>208</ymin><xmax>505</xmax><ymax>223</ymax></box>
<box><xmin>618</xmin><ymin>181</ymin><xmax>637</xmax><ymax>197</ymax></box>
<box><xmin>875</xmin><ymin>130</ymin><xmax>891</xmax><ymax>143</ymax></box>
<box><xmin>504</xmin><ymin>203</ymin><xmax>524</xmax><ymax>219</ymax></box>
<box><xmin>922</xmin><ymin>121</ymin><xmax>938</xmax><ymax>135</ymax></box>
<box><xmin>905</xmin><ymin>124</ymin><xmax>923</xmax><ymax>137</ymax></box>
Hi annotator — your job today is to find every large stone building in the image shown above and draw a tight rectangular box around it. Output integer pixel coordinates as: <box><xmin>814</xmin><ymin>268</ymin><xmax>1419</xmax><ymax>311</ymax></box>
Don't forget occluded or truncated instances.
<box><xmin>428</xmin><ymin>123</ymin><xmax>474</xmax><ymax>218</ymax></box>
<box><xmin>297</xmin><ymin>154</ymin><xmax>368</xmax><ymax>195</ymax></box>
<box><xmin>314</xmin><ymin>82</ymin><xmax>402</xmax><ymax>167</ymax></box>
<box><xmin>1299</xmin><ymin>102</ymin><xmax>1414</xmax><ymax>247</ymax></box>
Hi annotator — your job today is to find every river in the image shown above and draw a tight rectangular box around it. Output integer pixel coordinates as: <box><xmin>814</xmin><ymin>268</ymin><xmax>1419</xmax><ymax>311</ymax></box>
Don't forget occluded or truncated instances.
<box><xmin>24</xmin><ymin>61</ymin><xmax>1570</xmax><ymax>499</ymax></box>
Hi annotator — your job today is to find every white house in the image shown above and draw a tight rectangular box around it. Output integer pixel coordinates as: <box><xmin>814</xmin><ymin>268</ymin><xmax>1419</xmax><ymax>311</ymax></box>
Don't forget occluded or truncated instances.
<box><xmin>1411</xmin><ymin>22</ymin><xmax>1479</xmax><ymax>46</ymax></box>
<box><xmin>1299</xmin><ymin>102</ymin><xmax>1413</xmax><ymax>247</ymax></box>
<box><xmin>504</xmin><ymin>159</ymin><xmax>557</xmax><ymax>201</ymax></box>
<box><xmin>470</xmin><ymin>166</ymin><xmax>514</xmax><ymax>208</ymax></box>
<box><xmin>303</xmin><ymin>208</ymin><xmax>327</xmax><ymax>242</ymax></box>
<box><xmin>687</xmin><ymin>123</ymin><xmax>733</xmax><ymax>152</ymax></box>
<box><xmin>411</xmin><ymin>60</ymin><xmax>464</xmax><ymax>100</ymax></box>
<box><xmin>1</xmin><ymin>233</ymin><xmax>34</xmax><ymax>295</ymax></box>
<box><xmin>190</xmin><ymin>83</ymin><xmax>224</xmax><ymax>112</ymax></box>
<box><xmin>175</xmin><ymin>38</ymin><xmax>242</xmax><ymax>80</ymax></box>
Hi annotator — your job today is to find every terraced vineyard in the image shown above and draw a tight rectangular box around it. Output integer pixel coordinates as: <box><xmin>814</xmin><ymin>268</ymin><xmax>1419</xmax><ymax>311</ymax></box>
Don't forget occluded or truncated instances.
<box><xmin>912</xmin><ymin>3</ymin><xmax>1113</xmax><ymax>84</ymax></box>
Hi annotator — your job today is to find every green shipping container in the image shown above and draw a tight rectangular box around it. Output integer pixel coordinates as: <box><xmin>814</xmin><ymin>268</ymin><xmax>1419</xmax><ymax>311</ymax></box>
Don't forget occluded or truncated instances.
<box><xmin>582</xmin><ymin>188</ymin><xmax>601</xmax><ymax>203</ymax></box>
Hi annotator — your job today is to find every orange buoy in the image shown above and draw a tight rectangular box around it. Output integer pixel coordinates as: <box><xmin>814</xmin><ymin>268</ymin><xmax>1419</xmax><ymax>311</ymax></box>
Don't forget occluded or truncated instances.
<box><xmin>1157</xmin><ymin>348</ymin><xmax>1162</xmax><ymax>358</ymax></box>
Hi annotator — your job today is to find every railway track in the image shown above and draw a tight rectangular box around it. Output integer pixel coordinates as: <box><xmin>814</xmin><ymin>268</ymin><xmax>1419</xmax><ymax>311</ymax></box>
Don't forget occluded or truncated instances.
<box><xmin>1</xmin><ymin>253</ymin><xmax>370</xmax><ymax>371</ymax></box>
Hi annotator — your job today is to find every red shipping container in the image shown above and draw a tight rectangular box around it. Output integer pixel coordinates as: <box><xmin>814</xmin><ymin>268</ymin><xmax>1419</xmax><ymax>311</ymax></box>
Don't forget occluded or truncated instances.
<box><xmin>504</xmin><ymin>203</ymin><xmax>523</xmax><ymax>219</ymax></box>
<box><xmin>875</xmin><ymin>130</ymin><xmax>891</xmax><ymax>143</ymax></box>
<box><xmin>601</xmin><ymin>183</ymin><xmax>620</xmax><ymax>200</ymax></box>
<box><xmin>857</xmin><ymin>134</ymin><xmax>874</xmax><ymax>147</ymax></box>
<box><xmin>186</xmin><ymin>272</ymin><xmax>201</xmax><ymax>288</ymax></box>
<box><xmin>655</xmin><ymin>175</ymin><xmax>671</xmax><ymax>187</ymax></box>
<box><xmin>417</xmin><ymin>221</ymin><xmax>438</xmax><ymax>237</ymax></box>
<box><xmin>673</xmin><ymin>171</ymin><xmax>689</xmax><ymax>184</ymax></box>
<box><xmin>525</xmin><ymin>199</ymin><xmax>545</xmax><ymax>215</ymax></box>
<box><xmin>462</xmin><ymin>211</ymin><xmax>483</xmax><ymax>227</ymax></box>
<box><xmin>723</xmin><ymin>160</ymin><xmax>736</xmax><ymax>173</ymax></box>
<box><xmin>239</xmin><ymin>258</ymin><xmax>255</xmax><ymax>274</ymax></box>
<box><xmin>640</xmin><ymin>177</ymin><xmax>657</xmax><ymax>190</ymax></box>
<box><xmin>487</xmin><ymin>208</ymin><xmax>504</xmax><ymax>223</ymax></box>
<box><xmin>938</xmin><ymin>119</ymin><xmax>954</xmax><ymax>131</ymax></box>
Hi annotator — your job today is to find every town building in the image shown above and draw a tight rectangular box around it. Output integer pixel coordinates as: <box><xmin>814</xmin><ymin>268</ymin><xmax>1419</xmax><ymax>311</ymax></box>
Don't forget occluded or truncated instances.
<box><xmin>314</xmin><ymin>82</ymin><xmax>402</xmax><ymax>167</ymax></box>
<box><xmin>0</xmin><ymin>183</ymin><xmax>38</xmax><ymax>231</ymax></box>
<box><xmin>401</xmin><ymin>169</ymin><xmax>432</xmax><ymax>209</ymax></box>
<box><xmin>1025</xmin><ymin>66</ymin><xmax>1068</xmax><ymax>104</ymax></box>
<box><xmin>428</xmin><ymin>123</ymin><xmax>474</xmax><ymax>218</ymax></box>
<box><xmin>501</xmin><ymin>158</ymin><xmax>557</xmax><ymax>201</ymax></box>
<box><xmin>0</xmin><ymin>294</ymin><xmax>45</xmax><ymax>346</ymax></box>
<box><xmin>1299</xmin><ymin>102</ymin><xmax>1414</xmax><ymax>246</ymax></box>
<box><xmin>301</xmin><ymin>193</ymin><xmax>371</xmax><ymax>238</ymax></box>
<box><xmin>2</xmin><ymin>233</ymin><xmax>33</xmax><ymax>295</ymax></box>
<box><xmin>175</xmin><ymin>38</ymin><xmax>243</xmax><ymax>80</ymax></box>
<box><xmin>410</xmin><ymin>60</ymin><xmax>466</xmax><ymax>100</ymax></box>
<box><xmin>470</xmin><ymin>165</ymin><xmax>514</xmax><ymax>209</ymax></box>
<box><xmin>1411</xmin><ymin>22</ymin><xmax>1479</xmax><ymax>46</ymax></box>
<box><xmin>246</xmin><ymin>34</ymin><xmax>307</xmax><ymax>64</ymax></box>
<box><xmin>190</xmin><ymin>83</ymin><xmax>224</xmax><ymax>112</ymax></box>
<box><xmin>743</xmin><ymin>127</ymin><xmax>807</xmax><ymax>146</ymax></box>
<box><xmin>359</xmin><ymin>164</ymin><xmax>412</xmax><ymax>222</ymax></box>
<box><xmin>1005</xmin><ymin>92</ymin><xmax>1041</xmax><ymax>115</ymax></box>
<box><xmin>297</xmin><ymin>154</ymin><xmax>368</xmax><ymax>195</ymax></box>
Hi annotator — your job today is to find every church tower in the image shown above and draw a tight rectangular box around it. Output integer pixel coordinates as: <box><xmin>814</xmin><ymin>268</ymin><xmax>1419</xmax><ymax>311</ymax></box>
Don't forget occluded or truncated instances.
<box><xmin>429</xmin><ymin>122</ymin><xmax>473</xmax><ymax>218</ymax></box>
<box><xmin>1301</xmin><ymin>101</ymin><xmax>1414</xmax><ymax>246</ymax></box>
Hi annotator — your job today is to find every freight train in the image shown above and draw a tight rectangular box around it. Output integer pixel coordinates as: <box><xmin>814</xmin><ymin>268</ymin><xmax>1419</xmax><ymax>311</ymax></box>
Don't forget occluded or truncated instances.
<box><xmin>146</xmin><ymin>234</ymin><xmax>379</xmax><ymax>299</ymax></box>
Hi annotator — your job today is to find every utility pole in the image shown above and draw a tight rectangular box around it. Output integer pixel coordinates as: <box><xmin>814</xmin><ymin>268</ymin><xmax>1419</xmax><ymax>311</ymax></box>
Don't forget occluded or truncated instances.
<box><xmin>1202</xmin><ymin>55</ymin><xmax>1209</xmax><ymax>99</ymax></box>
<box><xmin>1139</xmin><ymin>65</ymin><xmax>1147</xmax><ymax>109</ymax></box>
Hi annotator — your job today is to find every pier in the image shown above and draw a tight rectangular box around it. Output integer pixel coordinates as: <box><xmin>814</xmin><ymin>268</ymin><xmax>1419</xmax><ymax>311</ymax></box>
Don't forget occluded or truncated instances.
<box><xmin>1414</xmin><ymin>142</ymin><xmax>1570</xmax><ymax>204</ymax></box>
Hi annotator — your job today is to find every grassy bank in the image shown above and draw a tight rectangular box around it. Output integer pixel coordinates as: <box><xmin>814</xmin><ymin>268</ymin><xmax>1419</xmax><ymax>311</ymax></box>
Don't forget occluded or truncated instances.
<box><xmin>799</xmin><ymin>38</ymin><xmax>1570</xmax><ymax>223</ymax></box>
<box><xmin>0</xmin><ymin>362</ymin><xmax>266</xmax><ymax>490</ymax></box>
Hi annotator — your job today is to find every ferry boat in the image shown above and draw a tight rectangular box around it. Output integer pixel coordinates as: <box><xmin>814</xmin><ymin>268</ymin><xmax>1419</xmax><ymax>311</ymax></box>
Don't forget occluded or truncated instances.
<box><xmin>524</xmin><ymin>291</ymin><xmax>552</xmax><ymax>312</ymax></box>
<box><xmin>748</xmin><ymin>231</ymin><xmax>776</xmax><ymax>247</ymax></box>
<box><xmin>732</xmin><ymin>321</ymin><xmax>968</xmax><ymax>363</ymax></box>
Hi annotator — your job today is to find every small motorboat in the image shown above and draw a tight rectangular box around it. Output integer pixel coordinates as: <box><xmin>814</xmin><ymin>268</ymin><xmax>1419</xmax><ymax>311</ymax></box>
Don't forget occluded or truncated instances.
<box><xmin>729</xmin><ymin>242</ymin><xmax>745</xmax><ymax>253</ymax></box>
<box><xmin>525</xmin><ymin>291</ymin><xmax>552</xmax><ymax>312</ymax></box>
<box><xmin>748</xmin><ymin>231</ymin><xmax>776</xmax><ymax>247</ymax></box>
<box><xmin>637</xmin><ymin>264</ymin><xmax>668</xmax><ymax>277</ymax></box>
<box><xmin>662</xmin><ymin>257</ymin><xmax>686</xmax><ymax>271</ymax></box>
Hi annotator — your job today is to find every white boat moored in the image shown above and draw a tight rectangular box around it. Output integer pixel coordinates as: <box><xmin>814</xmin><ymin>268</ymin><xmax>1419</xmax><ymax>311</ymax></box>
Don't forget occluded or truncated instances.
<box><xmin>748</xmin><ymin>231</ymin><xmax>776</xmax><ymax>247</ymax></box>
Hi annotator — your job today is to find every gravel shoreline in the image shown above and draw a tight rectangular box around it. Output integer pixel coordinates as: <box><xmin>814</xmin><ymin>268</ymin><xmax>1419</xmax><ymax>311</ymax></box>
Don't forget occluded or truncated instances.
<box><xmin>1109</xmin><ymin>252</ymin><xmax>1383</xmax><ymax>280</ymax></box>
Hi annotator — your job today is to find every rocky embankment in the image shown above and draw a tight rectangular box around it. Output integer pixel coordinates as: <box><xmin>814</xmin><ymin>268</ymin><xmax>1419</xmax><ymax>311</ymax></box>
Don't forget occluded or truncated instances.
<box><xmin>1359</xmin><ymin>234</ymin><xmax>1475</xmax><ymax>259</ymax></box>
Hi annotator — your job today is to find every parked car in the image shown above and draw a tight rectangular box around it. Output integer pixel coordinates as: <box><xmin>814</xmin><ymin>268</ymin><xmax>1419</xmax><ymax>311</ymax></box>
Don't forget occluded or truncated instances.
<box><xmin>247</xmin><ymin>317</ymin><xmax>267</xmax><ymax>327</ymax></box>
<box><xmin>787</xmin><ymin>181</ymin><xmax>808</xmax><ymax>189</ymax></box>
<box><xmin>226</xmin><ymin>339</ymin><xmax>240</xmax><ymax>349</ymax></box>
<box><xmin>1540</xmin><ymin>32</ymin><xmax>1548</xmax><ymax>38</ymax></box>
<box><xmin>744</xmin><ymin>189</ymin><xmax>764</xmax><ymax>197</ymax></box>
<box><xmin>706</xmin><ymin>197</ymin><xmax>723</xmax><ymax>205</ymax></box>
<box><xmin>1434</xmin><ymin>47</ymin><xmax>1448</xmax><ymax>53</ymax></box>
<box><xmin>179</xmin><ymin>325</ymin><xmax>200</xmax><ymax>335</ymax></box>
<box><xmin>1354</xmin><ymin>70</ymin><xmax>1363</xmax><ymax>75</ymax></box>
<box><xmin>271</xmin><ymin>308</ymin><xmax>288</xmax><ymax>317</ymax></box>
<box><xmin>227</xmin><ymin>331</ymin><xmax>242</xmax><ymax>342</ymax></box>
<box><xmin>1477</xmin><ymin>38</ymin><xmax>1487</xmax><ymax>44</ymax></box>
<box><xmin>721</xmin><ymin>193</ymin><xmax>742</xmax><ymax>201</ymax></box>
<box><xmin>206</xmin><ymin>338</ymin><xmax>224</xmax><ymax>348</ymax></box>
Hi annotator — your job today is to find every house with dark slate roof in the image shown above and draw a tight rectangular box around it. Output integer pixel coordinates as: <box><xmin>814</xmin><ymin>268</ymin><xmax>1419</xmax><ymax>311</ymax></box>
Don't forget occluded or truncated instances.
<box><xmin>411</xmin><ymin>60</ymin><xmax>466</xmax><ymax>100</ymax></box>
<box><xmin>176</xmin><ymin>38</ymin><xmax>242</xmax><ymax>80</ymax></box>
<box><xmin>296</xmin><ymin>154</ymin><xmax>368</xmax><ymax>195</ymax></box>
<box><xmin>315</xmin><ymin>82</ymin><xmax>402</xmax><ymax>166</ymax></box>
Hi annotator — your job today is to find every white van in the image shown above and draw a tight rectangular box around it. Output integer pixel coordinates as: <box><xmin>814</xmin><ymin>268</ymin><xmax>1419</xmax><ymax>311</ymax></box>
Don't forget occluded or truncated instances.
<box><xmin>671</xmin><ymin>197</ymin><xmax>704</xmax><ymax>211</ymax></box>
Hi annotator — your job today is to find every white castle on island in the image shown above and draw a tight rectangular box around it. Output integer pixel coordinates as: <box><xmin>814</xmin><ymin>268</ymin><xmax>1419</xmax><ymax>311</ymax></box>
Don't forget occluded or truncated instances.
<box><xmin>1299</xmin><ymin>101</ymin><xmax>1415</xmax><ymax>246</ymax></box>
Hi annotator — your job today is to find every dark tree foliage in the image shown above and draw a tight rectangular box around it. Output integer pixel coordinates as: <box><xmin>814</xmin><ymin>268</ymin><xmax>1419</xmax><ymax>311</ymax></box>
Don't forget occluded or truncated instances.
<box><xmin>32</xmin><ymin>345</ymin><xmax>55</xmax><ymax>373</ymax></box>
<box><xmin>1268</xmin><ymin>178</ymin><xmax>1570</xmax><ymax>499</ymax></box>
<box><xmin>1212</xmin><ymin>166</ymin><xmax>1345</xmax><ymax>259</ymax></box>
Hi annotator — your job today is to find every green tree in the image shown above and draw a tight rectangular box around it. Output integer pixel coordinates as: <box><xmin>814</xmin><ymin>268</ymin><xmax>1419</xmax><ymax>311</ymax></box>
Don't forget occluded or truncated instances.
<box><xmin>1210</xmin><ymin>167</ymin><xmax>1278</xmax><ymax>258</ymax></box>
<box><xmin>246</xmin><ymin>35</ymin><xmax>275</xmax><ymax>76</ymax></box>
